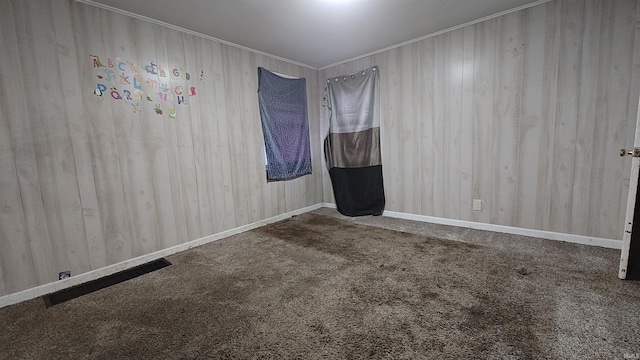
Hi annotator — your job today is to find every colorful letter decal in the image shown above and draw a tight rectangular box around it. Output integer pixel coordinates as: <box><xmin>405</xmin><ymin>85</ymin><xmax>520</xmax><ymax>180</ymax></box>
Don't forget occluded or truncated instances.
<box><xmin>119</xmin><ymin>73</ymin><xmax>130</xmax><ymax>85</ymax></box>
<box><xmin>91</xmin><ymin>54</ymin><xmax>200</xmax><ymax>117</ymax></box>
<box><xmin>110</xmin><ymin>87</ymin><xmax>122</xmax><ymax>100</ymax></box>
<box><xmin>94</xmin><ymin>83</ymin><xmax>107</xmax><ymax>96</ymax></box>
<box><xmin>91</xmin><ymin>55</ymin><xmax>105</xmax><ymax>68</ymax></box>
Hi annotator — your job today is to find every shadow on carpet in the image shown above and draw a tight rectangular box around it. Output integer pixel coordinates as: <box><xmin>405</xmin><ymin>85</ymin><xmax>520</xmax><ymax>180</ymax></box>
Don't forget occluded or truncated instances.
<box><xmin>0</xmin><ymin>212</ymin><xmax>639</xmax><ymax>359</ymax></box>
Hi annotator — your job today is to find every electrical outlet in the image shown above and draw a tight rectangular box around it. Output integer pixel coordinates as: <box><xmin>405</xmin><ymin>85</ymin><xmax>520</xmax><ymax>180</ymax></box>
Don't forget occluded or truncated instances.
<box><xmin>472</xmin><ymin>199</ymin><xmax>482</xmax><ymax>211</ymax></box>
<box><xmin>59</xmin><ymin>271</ymin><xmax>71</xmax><ymax>280</ymax></box>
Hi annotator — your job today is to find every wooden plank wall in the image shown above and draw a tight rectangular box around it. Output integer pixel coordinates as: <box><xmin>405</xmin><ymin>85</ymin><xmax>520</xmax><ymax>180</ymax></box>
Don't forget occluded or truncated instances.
<box><xmin>320</xmin><ymin>0</ymin><xmax>640</xmax><ymax>241</ymax></box>
<box><xmin>0</xmin><ymin>0</ymin><xmax>322</xmax><ymax>297</ymax></box>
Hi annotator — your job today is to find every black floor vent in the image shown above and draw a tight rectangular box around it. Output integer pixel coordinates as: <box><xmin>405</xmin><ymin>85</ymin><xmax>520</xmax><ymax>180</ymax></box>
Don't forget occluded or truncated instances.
<box><xmin>42</xmin><ymin>258</ymin><xmax>171</xmax><ymax>307</ymax></box>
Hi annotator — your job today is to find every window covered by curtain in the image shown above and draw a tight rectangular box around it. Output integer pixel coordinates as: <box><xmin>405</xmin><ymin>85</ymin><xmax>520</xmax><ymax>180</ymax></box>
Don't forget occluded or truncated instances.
<box><xmin>257</xmin><ymin>67</ymin><xmax>312</xmax><ymax>181</ymax></box>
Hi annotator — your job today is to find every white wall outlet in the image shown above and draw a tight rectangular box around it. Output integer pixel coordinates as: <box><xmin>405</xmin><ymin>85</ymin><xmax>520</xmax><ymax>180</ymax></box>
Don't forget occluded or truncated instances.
<box><xmin>472</xmin><ymin>199</ymin><xmax>482</xmax><ymax>211</ymax></box>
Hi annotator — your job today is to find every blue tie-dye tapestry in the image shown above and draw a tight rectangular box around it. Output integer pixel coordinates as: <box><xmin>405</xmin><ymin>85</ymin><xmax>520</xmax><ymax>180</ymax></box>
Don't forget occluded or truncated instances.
<box><xmin>257</xmin><ymin>67</ymin><xmax>312</xmax><ymax>181</ymax></box>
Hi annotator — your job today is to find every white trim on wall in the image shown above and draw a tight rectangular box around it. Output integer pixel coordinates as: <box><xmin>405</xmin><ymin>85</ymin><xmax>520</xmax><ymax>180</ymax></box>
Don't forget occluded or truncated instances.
<box><xmin>0</xmin><ymin>204</ymin><xmax>322</xmax><ymax>309</ymax></box>
<box><xmin>1</xmin><ymin>201</ymin><xmax>621</xmax><ymax>309</ymax></box>
<box><xmin>76</xmin><ymin>0</ymin><xmax>551</xmax><ymax>71</ymax></box>
<box><xmin>318</xmin><ymin>0</ymin><xmax>552</xmax><ymax>70</ymax></box>
<box><xmin>74</xmin><ymin>0</ymin><xmax>316</xmax><ymax>70</ymax></box>
<box><xmin>322</xmin><ymin>203</ymin><xmax>621</xmax><ymax>250</ymax></box>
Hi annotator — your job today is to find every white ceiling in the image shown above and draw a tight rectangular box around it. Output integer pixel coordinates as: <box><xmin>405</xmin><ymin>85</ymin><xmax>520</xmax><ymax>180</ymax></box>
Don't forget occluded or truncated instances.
<box><xmin>83</xmin><ymin>0</ymin><xmax>545</xmax><ymax>69</ymax></box>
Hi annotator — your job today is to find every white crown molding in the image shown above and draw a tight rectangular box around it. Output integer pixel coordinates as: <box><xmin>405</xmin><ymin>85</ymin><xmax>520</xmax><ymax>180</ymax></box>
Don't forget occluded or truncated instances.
<box><xmin>319</xmin><ymin>0</ymin><xmax>552</xmax><ymax>70</ymax></box>
<box><xmin>74</xmin><ymin>0</ymin><xmax>317</xmax><ymax>70</ymax></box>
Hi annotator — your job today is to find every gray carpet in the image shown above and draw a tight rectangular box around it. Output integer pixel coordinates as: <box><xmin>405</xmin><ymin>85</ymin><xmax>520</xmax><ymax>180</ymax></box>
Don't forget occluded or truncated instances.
<box><xmin>1</xmin><ymin>209</ymin><xmax>639</xmax><ymax>359</ymax></box>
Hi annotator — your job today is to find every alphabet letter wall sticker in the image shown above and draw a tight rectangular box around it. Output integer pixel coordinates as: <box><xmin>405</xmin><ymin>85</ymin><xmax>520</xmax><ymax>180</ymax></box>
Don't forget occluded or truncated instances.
<box><xmin>133</xmin><ymin>75</ymin><xmax>142</xmax><ymax>90</ymax></box>
<box><xmin>144</xmin><ymin>61</ymin><xmax>157</xmax><ymax>75</ymax></box>
<box><xmin>91</xmin><ymin>55</ymin><xmax>104</xmax><ymax>68</ymax></box>
<box><xmin>110</xmin><ymin>87</ymin><xmax>122</xmax><ymax>100</ymax></box>
<box><xmin>102</xmin><ymin>68</ymin><xmax>115</xmax><ymax>81</ymax></box>
<box><xmin>119</xmin><ymin>73</ymin><xmax>130</xmax><ymax>85</ymax></box>
<box><xmin>90</xmin><ymin>54</ymin><xmax>201</xmax><ymax>117</ymax></box>
<box><xmin>129</xmin><ymin>61</ymin><xmax>140</xmax><ymax>73</ymax></box>
<box><xmin>133</xmin><ymin>90</ymin><xmax>143</xmax><ymax>100</ymax></box>
<box><xmin>158</xmin><ymin>64</ymin><xmax>167</xmax><ymax>77</ymax></box>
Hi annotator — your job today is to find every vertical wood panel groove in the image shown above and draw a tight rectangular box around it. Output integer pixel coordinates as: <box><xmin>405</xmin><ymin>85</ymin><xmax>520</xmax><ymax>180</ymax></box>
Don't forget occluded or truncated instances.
<box><xmin>0</xmin><ymin>0</ymin><xmax>323</xmax><ymax>297</ymax></box>
<box><xmin>3</xmin><ymin>0</ymin><xmax>639</xmax><ymax>298</ymax></box>
<box><xmin>322</xmin><ymin>0</ymin><xmax>640</xmax><ymax>242</ymax></box>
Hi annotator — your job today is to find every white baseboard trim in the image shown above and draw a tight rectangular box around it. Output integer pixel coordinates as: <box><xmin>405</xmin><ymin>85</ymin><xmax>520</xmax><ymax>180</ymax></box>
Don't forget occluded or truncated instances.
<box><xmin>1</xmin><ymin>202</ymin><xmax>621</xmax><ymax>309</ymax></box>
<box><xmin>321</xmin><ymin>203</ymin><xmax>622</xmax><ymax>250</ymax></box>
<box><xmin>0</xmin><ymin>203</ymin><xmax>322</xmax><ymax>309</ymax></box>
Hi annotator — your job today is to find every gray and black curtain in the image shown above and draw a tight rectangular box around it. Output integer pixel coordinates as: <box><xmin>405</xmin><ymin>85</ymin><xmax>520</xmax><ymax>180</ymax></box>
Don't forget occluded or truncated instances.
<box><xmin>324</xmin><ymin>66</ymin><xmax>385</xmax><ymax>216</ymax></box>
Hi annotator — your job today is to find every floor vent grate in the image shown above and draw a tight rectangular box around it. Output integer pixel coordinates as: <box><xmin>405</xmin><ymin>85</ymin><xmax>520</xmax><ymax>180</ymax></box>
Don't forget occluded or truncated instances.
<box><xmin>42</xmin><ymin>258</ymin><xmax>171</xmax><ymax>307</ymax></box>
